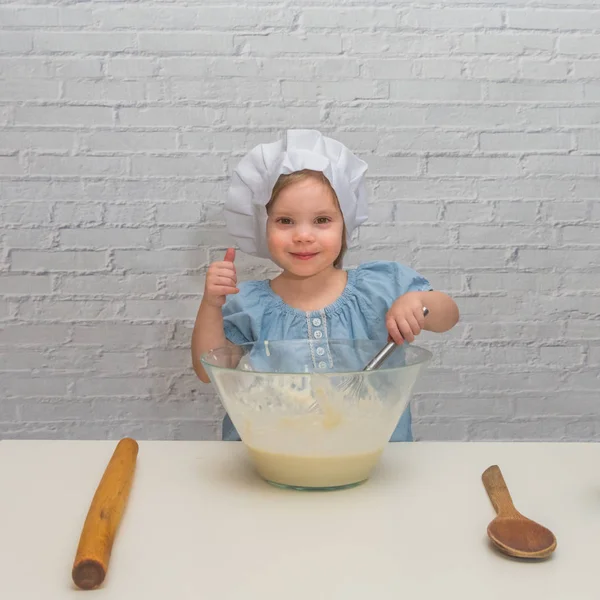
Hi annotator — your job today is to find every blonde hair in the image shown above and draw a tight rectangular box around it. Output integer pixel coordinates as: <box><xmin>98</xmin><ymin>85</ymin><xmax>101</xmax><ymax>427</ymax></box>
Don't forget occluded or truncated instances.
<box><xmin>266</xmin><ymin>169</ymin><xmax>347</xmax><ymax>268</ymax></box>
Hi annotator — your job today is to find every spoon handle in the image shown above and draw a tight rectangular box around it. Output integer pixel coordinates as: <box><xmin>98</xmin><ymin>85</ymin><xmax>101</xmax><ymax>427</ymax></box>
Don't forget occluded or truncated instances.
<box><xmin>482</xmin><ymin>465</ymin><xmax>520</xmax><ymax>517</ymax></box>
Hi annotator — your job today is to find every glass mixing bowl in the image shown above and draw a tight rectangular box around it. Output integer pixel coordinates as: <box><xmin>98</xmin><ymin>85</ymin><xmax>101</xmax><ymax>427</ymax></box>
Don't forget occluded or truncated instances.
<box><xmin>201</xmin><ymin>339</ymin><xmax>432</xmax><ymax>491</ymax></box>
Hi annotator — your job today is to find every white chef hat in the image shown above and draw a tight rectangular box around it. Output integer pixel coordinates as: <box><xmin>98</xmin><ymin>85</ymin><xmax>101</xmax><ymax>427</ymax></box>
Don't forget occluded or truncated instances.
<box><xmin>224</xmin><ymin>129</ymin><xmax>369</xmax><ymax>259</ymax></box>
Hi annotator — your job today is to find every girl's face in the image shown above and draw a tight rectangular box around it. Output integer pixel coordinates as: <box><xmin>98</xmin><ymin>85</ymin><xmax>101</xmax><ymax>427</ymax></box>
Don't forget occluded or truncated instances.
<box><xmin>266</xmin><ymin>177</ymin><xmax>344</xmax><ymax>277</ymax></box>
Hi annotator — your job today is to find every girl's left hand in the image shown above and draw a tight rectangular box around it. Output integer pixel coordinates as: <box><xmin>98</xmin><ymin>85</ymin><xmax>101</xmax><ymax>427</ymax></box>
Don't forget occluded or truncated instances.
<box><xmin>386</xmin><ymin>292</ymin><xmax>426</xmax><ymax>344</ymax></box>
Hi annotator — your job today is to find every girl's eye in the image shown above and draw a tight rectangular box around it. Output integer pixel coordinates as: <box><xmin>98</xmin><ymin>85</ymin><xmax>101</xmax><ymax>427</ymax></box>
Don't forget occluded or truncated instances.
<box><xmin>277</xmin><ymin>218</ymin><xmax>292</xmax><ymax>225</ymax></box>
<box><xmin>315</xmin><ymin>217</ymin><xmax>331</xmax><ymax>224</ymax></box>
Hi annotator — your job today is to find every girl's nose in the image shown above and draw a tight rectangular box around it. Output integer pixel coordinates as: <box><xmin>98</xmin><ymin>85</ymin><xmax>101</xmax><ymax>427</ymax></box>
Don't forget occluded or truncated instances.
<box><xmin>293</xmin><ymin>225</ymin><xmax>315</xmax><ymax>242</ymax></box>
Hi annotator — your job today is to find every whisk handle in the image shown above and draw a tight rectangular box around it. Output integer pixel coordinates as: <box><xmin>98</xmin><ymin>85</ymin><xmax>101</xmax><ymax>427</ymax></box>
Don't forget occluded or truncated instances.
<box><xmin>364</xmin><ymin>306</ymin><xmax>429</xmax><ymax>372</ymax></box>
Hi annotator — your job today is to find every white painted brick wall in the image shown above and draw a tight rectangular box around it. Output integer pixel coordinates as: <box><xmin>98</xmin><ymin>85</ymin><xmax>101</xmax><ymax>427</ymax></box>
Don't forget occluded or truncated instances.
<box><xmin>1</xmin><ymin>0</ymin><xmax>599</xmax><ymax>442</ymax></box>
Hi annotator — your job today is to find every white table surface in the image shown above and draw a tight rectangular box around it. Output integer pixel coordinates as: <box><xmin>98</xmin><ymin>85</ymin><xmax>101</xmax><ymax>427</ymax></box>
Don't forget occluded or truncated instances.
<box><xmin>1</xmin><ymin>440</ymin><xmax>599</xmax><ymax>599</ymax></box>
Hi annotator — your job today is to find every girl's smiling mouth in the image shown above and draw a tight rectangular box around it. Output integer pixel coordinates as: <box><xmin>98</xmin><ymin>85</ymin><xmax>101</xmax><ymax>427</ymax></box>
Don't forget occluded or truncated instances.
<box><xmin>290</xmin><ymin>252</ymin><xmax>319</xmax><ymax>260</ymax></box>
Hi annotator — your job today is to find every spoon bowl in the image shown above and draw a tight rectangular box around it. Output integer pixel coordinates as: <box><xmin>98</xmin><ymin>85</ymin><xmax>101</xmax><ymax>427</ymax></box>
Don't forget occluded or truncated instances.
<box><xmin>482</xmin><ymin>465</ymin><xmax>557</xmax><ymax>560</ymax></box>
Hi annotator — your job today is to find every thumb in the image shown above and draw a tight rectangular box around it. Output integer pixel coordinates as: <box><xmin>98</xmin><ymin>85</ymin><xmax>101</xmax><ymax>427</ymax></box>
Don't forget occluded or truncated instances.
<box><xmin>224</xmin><ymin>247</ymin><xmax>236</xmax><ymax>263</ymax></box>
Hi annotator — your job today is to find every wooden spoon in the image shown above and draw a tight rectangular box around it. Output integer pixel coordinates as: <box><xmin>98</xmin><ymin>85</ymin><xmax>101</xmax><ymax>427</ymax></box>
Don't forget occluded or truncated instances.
<box><xmin>482</xmin><ymin>465</ymin><xmax>557</xmax><ymax>559</ymax></box>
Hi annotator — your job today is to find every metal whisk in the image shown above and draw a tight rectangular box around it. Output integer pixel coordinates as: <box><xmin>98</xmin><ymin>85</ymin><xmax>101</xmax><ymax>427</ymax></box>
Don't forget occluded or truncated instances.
<box><xmin>338</xmin><ymin>306</ymin><xmax>429</xmax><ymax>398</ymax></box>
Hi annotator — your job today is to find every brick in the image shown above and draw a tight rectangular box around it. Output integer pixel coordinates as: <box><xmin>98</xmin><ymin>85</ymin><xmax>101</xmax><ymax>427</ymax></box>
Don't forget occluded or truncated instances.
<box><xmin>72</xmin><ymin>324</ymin><xmax>170</xmax><ymax>347</ymax></box>
<box><xmin>123</xmin><ymin>299</ymin><xmax>198</xmax><ymax>320</ymax></box>
<box><xmin>509</xmin><ymin>9</ymin><xmax>600</xmax><ymax>30</ymax></box>
<box><xmin>34</xmin><ymin>32</ymin><xmax>136</xmax><ymax>53</ymax></box>
<box><xmin>520</xmin><ymin>59</ymin><xmax>569</xmax><ymax>80</ymax></box>
<box><xmin>470</xmin><ymin>272</ymin><xmax>555</xmax><ymax>293</ymax></box>
<box><xmin>417</xmin><ymin>58</ymin><xmax>464</xmax><ymax>79</ymax></box>
<box><xmin>118</xmin><ymin>106</ymin><xmax>218</xmax><ymax>128</ymax></box>
<box><xmin>543</xmin><ymin>201</ymin><xmax>588</xmax><ymax>223</ymax></box>
<box><xmin>347</xmin><ymin>33</ymin><xmax>454</xmax><ymax>56</ymax></box>
<box><xmin>104</xmin><ymin>203</ymin><xmax>151</xmax><ymax>225</ymax></box>
<box><xmin>0</xmin><ymin>31</ymin><xmax>33</xmax><ymax>53</ymax></box>
<box><xmin>577</xmin><ymin>130</ymin><xmax>600</xmax><ymax>152</ymax></box>
<box><xmin>539</xmin><ymin>346</ymin><xmax>585</xmax><ymax>367</ymax></box>
<box><xmin>0</xmin><ymin>79</ymin><xmax>59</xmax><ymax>101</ymax></box>
<box><xmin>330</xmin><ymin>106</ymin><xmax>428</xmax><ymax>127</ymax></box>
<box><xmin>156</xmin><ymin>203</ymin><xmax>203</xmax><ymax>224</ymax></box>
<box><xmin>18</xmin><ymin>300</ymin><xmax>121</xmax><ymax>321</ymax></box>
<box><xmin>95</xmin><ymin>352</ymin><xmax>146</xmax><ymax>374</ymax></box>
<box><xmin>518</xmin><ymin>249</ymin><xmax>600</xmax><ymax>269</ymax></box>
<box><xmin>0</xmin><ymin>6</ymin><xmax>92</xmax><ymax>27</ymax></box>
<box><xmin>2</xmin><ymin>202</ymin><xmax>52</xmax><ymax>226</ymax></box>
<box><xmin>467</xmin><ymin>58</ymin><xmax>519</xmax><ymax>80</ymax></box>
<box><xmin>378</xmin><ymin>178</ymin><xmax>475</xmax><ymax>200</ymax></box>
<box><xmin>489</xmin><ymin>82</ymin><xmax>584</xmax><ymax>102</ymax></box>
<box><xmin>425</xmin><ymin>105</ymin><xmax>523</xmax><ymax>128</ymax></box>
<box><xmin>562</xmin><ymin>226</ymin><xmax>600</xmax><ymax>244</ymax></box>
<box><xmin>0</xmin><ymin>350</ymin><xmax>50</xmax><ymax>371</ymax></box>
<box><xmin>458</xmin><ymin>33</ymin><xmax>555</xmax><ymax>55</ymax></box>
<box><xmin>225</xmin><ymin>106</ymin><xmax>322</xmax><ymax>128</ymax></box>
<box><xmin>0</xmin><ymin>57</ymin><xmax>48</xmax><ymax>78</ymax></box>
<box><xmin>282</xmin><ymin>80</ymin><xmax>387</xmax><ymax>101</ymax></box>
<box><xmin>313</xmin><ymin>58</ymin><xmax>360</xmax><ymax>79</ymax></box>
<box><xmin>59</xmin><ymin>274</ymin><xmax>157</xmax><ymax>296</ymax></box>
<box><xmin>162</xmin><ymin>275</ymin><xmax>205</xmax><ymax>295</ymax></box>
<box><xmin>562</xmin><ymin>272</ymin><xmax>600</xmax><ymax>291</ymax></box>
<box><xmin>302</xmin><ymin>7</ymin><xmax>398</xmax><ymax>29</ymax></box>
<box><xmin>416</xmin><ymin>248</ymin><xmax>508</xmax><ymax>269</ymax></box>
<box><xmin>565</xmin><ymin>320</ymin><xmax>600</xmax><ymax>340</ymax></box>
<box><xmin>113</xmin><ymin>250</ymin><xmax>206</xmax><ymax>272</ymax></box>
<box><xmin>3</xmin><ymin>229</ymin><xmax>54</xmax><ymax>249</ymax></box>
<box><xmin>559</xmin><ymin>34</ymin><xmax>600</xmax><ymax>55</ymax></box>
<box><xmin>362</xmin><ymin>224</ymin><xmax>449</xmax><ymax>245</ymax></box>
<box><xmin>237</xmin><ymin>34</ymin><xmax>342</xmax><ymax>56</ymax></box>
<box><xmin>480</xmin><ymin>132</ymin><xmax>572</xmax><ymax>153</ymax></box>
<box><xmin>460</xmin><ymin>225</ymin><xmax>551</xmax><ymax>245</ymax></box>
<box><xmin>2</xmin><ymin>377</ymin><xmax>70</xmax><ymax>397</ymax></box>
<box><xmin>0</xmin><ymin>130</ymin><xmax>77</xmax><ymax>153</ymax></box>
<box><xmin>63</xmin><ymin>80</ymin><xmax>145</xmax><ymax>104</ymax></box>
<box><xmin>30</xmin><ymin>156</ymin><xmax>127</xmax><ymax>177</ymax></box>
<box><xmin>514</xmin><ymin>394</ymin><xmax>599</xmax><ymax>418</ymax></box>
<box><xmin>74</xmin><ymin>377</ymin><xmax>167</xmax><ymax>397</ymax></box>
<box><xmin>468</xmin><ymin>419</ymin><xmax>572</xmax><ymax>442</ymax></box>
<box><xmin>471</xmin><ymin>322</ymin><xmax>560</xmax><ymax>342</ymax></box>
<box><xmin>15</xmin><ymin>106</ymin><xmax>113</xmax><ymax>127</ymax></box>
<box><xmin>0</xmin><ymin>275</ymin><xmax>52</xmax><ymax>294</ymax></box>
<box><xmin>416</xmin><ymin>395</ymin><xmax>513</xmax><ymax>418</ymax></box>
<box><xmin>49</xmin><ymin>57</ymin><xmax>104</xmax><ymax>78</ymax></box>
<box><xmin>379</xmin><ymin>131</ymin><xmax>476</xmax><ymax>153</ymax></box>
<box><xmin>412</xmin><ymin>419</ymin><xmax>468</xmax><ymax>441</ymax></box>
<box><xmin>0</xmin><ymin>324</ymin><xmax>70</xmax><ymax>345</ymax></box>
<box><xmin>84</xmin><ymin>131</ymin><xmax>177</xmax><ymax>154</ymax></box>
<box><xmin>131</xmin><ymin>155</ymin><xmax>223</xmax><ymax>177</ymax></box>
<box><xmin>11</xmin><ymin>251</ymin><xmax>106</xmax><ymax>272</ymax></box>
<box><xmin>428</xmin><ymin>157</ymin><xmax>521</xmax><ymax>177</ymax></box>
<box><xmin>524</xmin><ymin>155</ymin><xmax>600</xmax><ymax>176</ymax></box>
<box><xmin>444</xmin><ymin>202</ymin><xmax>493</xmax><ymax>223</ymax></box>
<box><xmin>53</xmin><ymin>203</ymin><xmax>103</xmax><ymax>226</ymax></box>
<box><xmin>0</xmin><ymin>156</ymin><xmax>24</xmax><ymax>176</ymax></box>
<box><xmin>139</xmin><ymin>32</ymin><xmax>233</xmax><ymax>54</ymax></box>
<box><xmin>570</xmin><ymin>60</ymin><xmax>600</xmax><ymax>78</ymax></box>
<box><xmin>173</xmin><ymin>78</ymin><xmax>281</xmax><ymax>103</ymax></box>
<box><xmin>564</xmin><ymin>370</ymin><xmax>600</xmax><ymax>390</ymax></box>
<box><xmin>390</xmin><ymin>79</ymin><xmax>481</xmax><ymax>101</ymax></box>
<box><xmin>365</xmin><ymin>156</ymin><xmax>420</xmax><ymax>176</ymax></box>
<box><xmin>147</xmin><ymin>349</ymin><xmax>191</xmax><ymax>370</ymax></box>
<box><xmin>496</xmin><ymin>201</ymin><xmax>538</xmax><ymax>224</ymax></box>
<box><xmin>106</xmin><ymin>57</ymin><xmax>158</xmax><ymax>78</ymax></box>
<box><xmin>406</xmin><ymin>8</ymin><xmax>502</xmax><ymax>29</ymax></box>
<box><xmin>60</xmin><ymin>228</ymin><xmax>151</xmax><ymax>249</ymax></box>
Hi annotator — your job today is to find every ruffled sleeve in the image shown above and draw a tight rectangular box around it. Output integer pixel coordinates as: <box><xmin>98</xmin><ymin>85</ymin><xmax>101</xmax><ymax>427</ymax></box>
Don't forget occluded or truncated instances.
<box><xmin>221</xmin><ymin>281</ymin><xmax>267</xmax><ymax>345</ymax></box>
<box><xmin>353</xmin><ymin>261</ymin><xmax>432</xmax><ymax>321</ymax></box>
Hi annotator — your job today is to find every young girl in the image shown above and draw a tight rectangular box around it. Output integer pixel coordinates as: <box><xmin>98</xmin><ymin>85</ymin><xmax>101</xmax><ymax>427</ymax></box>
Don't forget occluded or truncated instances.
<box><xmin>192</xmin><ymin>130</ymin><xmax>459</xmax><ymax>442</ymax></box>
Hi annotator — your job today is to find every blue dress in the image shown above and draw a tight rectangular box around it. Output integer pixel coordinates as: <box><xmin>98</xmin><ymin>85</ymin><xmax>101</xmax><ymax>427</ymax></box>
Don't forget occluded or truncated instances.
<box><xmin>220</xmin><ymin>260</ymin><xmax>432</xmax><ymax>442</ymax></box>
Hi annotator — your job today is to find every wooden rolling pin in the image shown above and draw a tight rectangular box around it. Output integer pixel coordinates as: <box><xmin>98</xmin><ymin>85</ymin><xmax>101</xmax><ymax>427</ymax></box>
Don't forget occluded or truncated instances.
<box><xmin>72</xmin><ymin>438</ymin><xmax>139</xmax><ymax>590</ymax></box>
